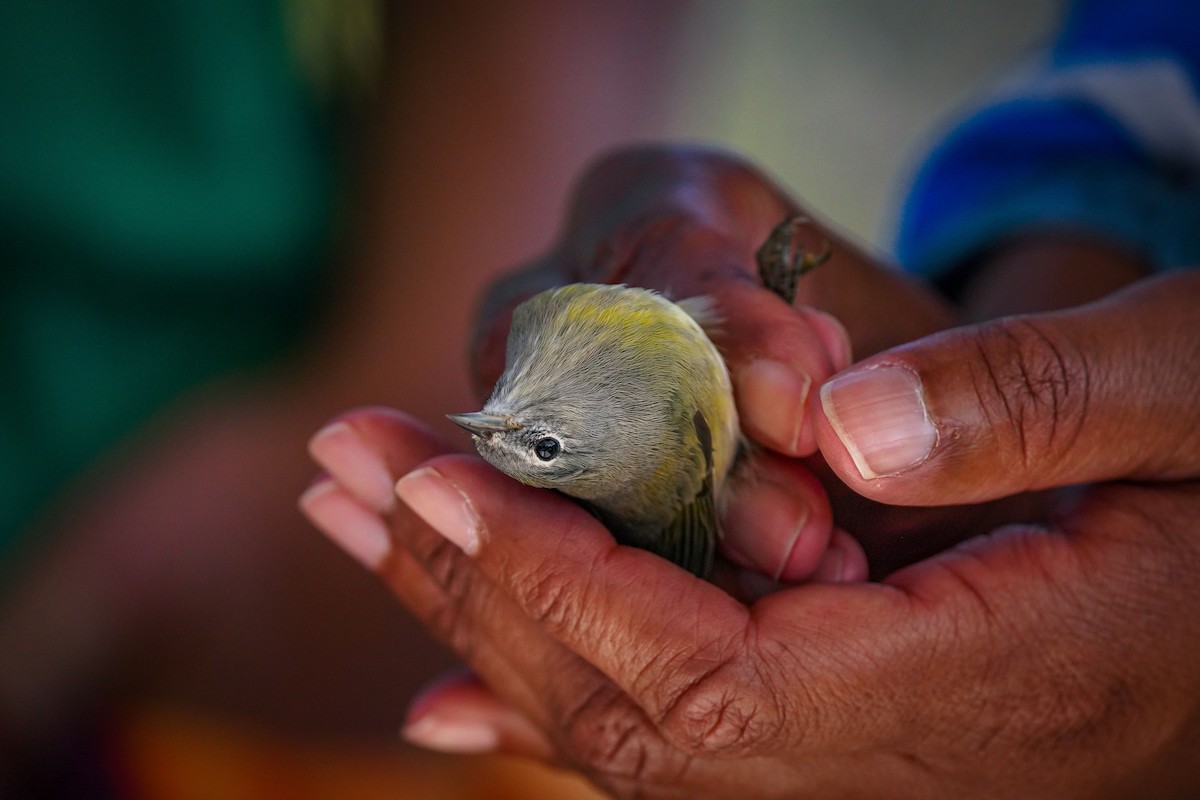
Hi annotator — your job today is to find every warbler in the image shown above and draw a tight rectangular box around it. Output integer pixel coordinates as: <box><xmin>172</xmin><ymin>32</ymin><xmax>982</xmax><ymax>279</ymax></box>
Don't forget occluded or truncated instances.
<box><xmin>450</xmin><ymin>216</ymin><xmax>828</xmax><ymax>577</ymax></box>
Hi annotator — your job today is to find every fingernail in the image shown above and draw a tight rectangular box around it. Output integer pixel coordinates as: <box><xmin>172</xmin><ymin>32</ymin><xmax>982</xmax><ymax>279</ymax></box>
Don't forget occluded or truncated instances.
<box><xmin>814</xmin><ymin>529</ymin><xmax>870</xmax><ymax>583</ymax></box>
<box><xmin>299</xmin><ymin>480</ymin><xmax>392</xmax><ymax>569</ymax></box>
<box><xmin>403</xmin><ymin>714</ymin><xmax>499</xmax><ymax>754</ymax></box>
<box><xmin>821</xmin><ymin>365</ymin><xmax>937</xmax><ymax>479</ymax></box>
<box><xmin>773</xmin><ymin>515</ymin><xmax>809</xmax><ymax>583</ymax></box>
<box><xmin>737</xmin><ymin>360</ymin><xmax>811</xmax><ymax>454</ymax></box>
<box><xmin>720</xmin><ymin>475</ymin><xmax>816</xmax><ymax>581</ymax></box>
<box><xmin>395</xmin><ymin>467</ymin><xmax>481</xmax><ymax>556</ymax></box>
<box><xmin>308</xmin><ymin>421</ymin><xmax>396</xmax><ymax>513</ymax></box>
<box><xmin>812</xmin><ymin>546</ymin><xmax>846</xmax><ymax>584</ymax></box>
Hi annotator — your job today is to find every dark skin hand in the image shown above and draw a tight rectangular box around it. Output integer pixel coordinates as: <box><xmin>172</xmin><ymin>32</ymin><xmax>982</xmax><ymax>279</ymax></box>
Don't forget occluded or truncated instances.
<box><xmin>464</xmin><ymin>147</ymin><xmax>1111</xmax><ymax>579</ymax></box>
<box><xmin>467</xmin><ymin>145</ymin><xmax>959</xmax><ymax>582</ymax></box>
<box><xmin>303</xmin><ymin>148</ymin><xmax>1200</xmax><ymax>797</ymax></box>
<box><xmin>816</xmin><ymin>232</ymin><xmax>1153</xmax><ymax>575</ymax></box>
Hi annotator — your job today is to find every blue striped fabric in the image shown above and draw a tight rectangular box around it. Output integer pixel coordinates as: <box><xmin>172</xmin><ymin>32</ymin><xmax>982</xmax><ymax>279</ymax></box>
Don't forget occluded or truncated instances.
<box><xmin>895</xmin><ymin>0</ymin><xmax>1200</xmax><ymax>280</ymax></box>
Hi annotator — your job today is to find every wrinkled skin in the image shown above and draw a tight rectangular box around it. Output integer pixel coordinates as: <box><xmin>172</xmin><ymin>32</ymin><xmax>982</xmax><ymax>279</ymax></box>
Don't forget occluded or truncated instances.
<box><xmin>303</xmin><ymin>147</ymin><xmax>1200</xmax><ymax>798</ymax></box>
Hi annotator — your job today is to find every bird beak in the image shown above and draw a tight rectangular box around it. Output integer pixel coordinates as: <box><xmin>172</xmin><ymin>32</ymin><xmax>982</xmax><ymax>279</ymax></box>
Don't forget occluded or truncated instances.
<box><xmin>446</xmin><ymin>412</ymin><xmax>522</xmax><ymax>435</ymax></box>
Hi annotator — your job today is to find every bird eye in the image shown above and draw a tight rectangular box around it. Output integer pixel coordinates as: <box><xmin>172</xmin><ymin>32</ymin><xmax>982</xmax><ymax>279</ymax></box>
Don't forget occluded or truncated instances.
<box><xmin>534</xmin><ymin>437</ymin><xmax>560</xmax><ymax>461</ymax></box>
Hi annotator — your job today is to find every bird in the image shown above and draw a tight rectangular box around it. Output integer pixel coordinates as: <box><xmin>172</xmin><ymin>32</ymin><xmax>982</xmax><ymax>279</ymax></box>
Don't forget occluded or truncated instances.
<box><xmin>449</xmin><ymin>216</ymin><xmax>828</xmax><ymax>577</ymax></box>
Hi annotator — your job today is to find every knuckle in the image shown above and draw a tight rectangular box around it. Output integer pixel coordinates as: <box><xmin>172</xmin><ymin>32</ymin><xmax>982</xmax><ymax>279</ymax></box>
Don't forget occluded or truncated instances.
<box><xmin>561</xmin><ymin>686</ymin><xmax>685</xmax><ymax>792</ymax></box>
<box><xmin>511</xmin><ymin>560</ymin><xmax>581</xmax><ymax>632</ymax></box>
<box><xmin>656</xmin><ymin>659</ymin><xmax>782</xmax><ymax>756</ymax></box>
<box><xmin>423</xmin><ymin>533</ymin><xmax>474</xmax><ymax>606</ymax></box>
<box><xmin>419</xmin><ymin>535</ymin><xmax>482</xmax><ymax>655</ymax></box>
<box><xmin>966</xmin><ymin>318</ymin><xmax>1090</xmax><ymax>475</ymax></box>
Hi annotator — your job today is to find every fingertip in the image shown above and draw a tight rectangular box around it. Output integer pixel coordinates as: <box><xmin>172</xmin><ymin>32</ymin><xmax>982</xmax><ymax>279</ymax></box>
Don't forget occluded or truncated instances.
<box><xmin>810</xmin><ymin>529</ymin><xmax>870</xmax><ymax>584</ymax></box>
<box><xmin>308</xmin><ymin>407</ymin><xmax>453</xmax><ymax>510</ymax></box>
<box><xmin>395</xmin><ymin>454</ymin><xmax>610</xmax><ymax>566</ymax></box>
<box><xmin>733</xmin><ymin>528</ymin><xmax>868</xmax><ymax>601</ymax></box>
<box><xmin>404</xmin><ymin>670</ymin><xmax>555</xmax><ymax>760</ymax></box>
<box><xmin>308</xmin><ymin>420</ymin><xmax>398</xmax><ymax>513</ymax></box>
<box><xmin>820</xmin><ymin>365</ymin><xmax>937</xmax><ymax>481</ymax></box>
<box><xmin>721</xmin><ymin>454</ymin><xmax>833</xmax><ymax>581</ymax></box>
<box><xmin>734</xmin><ymin>359</ymin><xmax>814</xmax><ymax>456</ymax></box>
<box><xmin>799</xmin><ymin>307</ymin><xmax>853</xmax><ymax>373</ymax></box>
<box><xmin>395</xmin><ymin>465</ymin><xmax>483</xmax><ymax>557</ymax></box>
<box><xmin>727</xmin><ymin>320</ymin><xmax>852</xmax><ymax>460</ymax></box>
<box><xmin>299</xmin><ymin>478</ymin><xmax>392</xmax><ymax>570</ymax></box>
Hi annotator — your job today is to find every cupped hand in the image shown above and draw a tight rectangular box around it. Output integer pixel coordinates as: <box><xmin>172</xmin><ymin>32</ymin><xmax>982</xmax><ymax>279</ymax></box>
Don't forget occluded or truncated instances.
<box><xmin>467</xmin><ymin>145</ymin><xmax>955</xmax><ymax>581</ymax></box>
<box><xmin>303</xmin><ymin>269</ymin><xmax>1200</xmax><ymax>798</ymax></box>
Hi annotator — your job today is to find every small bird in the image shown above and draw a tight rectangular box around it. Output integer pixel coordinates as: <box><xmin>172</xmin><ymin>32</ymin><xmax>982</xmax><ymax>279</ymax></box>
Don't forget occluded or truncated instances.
<box><xmin>450</xmin><ymin>216</ymin><xmax>828</xmax><ymax>577</ymax></box>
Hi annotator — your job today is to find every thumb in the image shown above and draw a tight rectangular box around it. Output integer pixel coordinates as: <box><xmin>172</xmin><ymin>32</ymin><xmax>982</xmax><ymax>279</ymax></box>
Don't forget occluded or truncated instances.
<box><xmin>814</xmin><ymin>271</ymin><xmax>1200</xmax><ymax>505</ymax></box>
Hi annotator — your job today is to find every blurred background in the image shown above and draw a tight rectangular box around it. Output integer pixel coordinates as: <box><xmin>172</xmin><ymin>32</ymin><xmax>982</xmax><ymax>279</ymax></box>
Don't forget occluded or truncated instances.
<box><xmin>670</xmin><ymin>0</ymin><xmax>1062</xmax><ymax>249</ymax></box>
<box><xmin>1</xmin><ymin>1</ymin><xmax>1061</xmax><ymax>798</ymax></box>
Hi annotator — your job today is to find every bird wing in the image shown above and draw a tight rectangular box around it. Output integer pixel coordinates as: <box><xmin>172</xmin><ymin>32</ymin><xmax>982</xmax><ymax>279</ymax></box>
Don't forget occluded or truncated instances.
<box><xmin>657</xmin><ymin>410</ymin><xmax>719</xmax><ymax>578</ymax></box>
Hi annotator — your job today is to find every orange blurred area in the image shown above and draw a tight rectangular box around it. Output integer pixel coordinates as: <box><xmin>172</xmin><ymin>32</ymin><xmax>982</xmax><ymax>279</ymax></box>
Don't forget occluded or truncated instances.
<box><xmin>115</xmin><ymin>704</ymin><xmax>605</xmax><ymax>800</ymax></box>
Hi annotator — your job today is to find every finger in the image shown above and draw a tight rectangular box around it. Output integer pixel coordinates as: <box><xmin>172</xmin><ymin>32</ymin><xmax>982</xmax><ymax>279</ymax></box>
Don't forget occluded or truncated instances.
<box><xmin>735</xmin><ymin>528</ymin><xmax>869</xmax><ymax>601</ymax></box>
<box><xmin>720</xmin><ymin>450</ymin><xmax>836</xmax><ymax>582</ymax></box>
<box><xmin>723</xmin><ymin>289</ymin><xmax>850</xmax><ymax>458</ymax></box>
<box><xmin>810</xmin><ymin>528</ymin><xmax>870</xmax><ymax>584</ymax></box>
<box><xmin>404</xmin><ymin>669</ymin><xmax>558</xmax><ymax>760</ymax></box>
<box><xmin>393</xmin><ymin>456</ymin><xmax>759</xmax><ymax>741</ymax></box>
<box><xmin>307</xmin><ymin>407</ymin><xmax>451</xmax><ymax>512</ymax></box>
<box><xmin>815</xmin><ymin>271</ymin><xmax>1200</xmax><ymax>505</ymax></box>
<box><xmin>300</xmin><ymin>478</ymin><xmax>393</xmax><ymax>570</ymax></box>
<box><xmin>302</xmin><ymin>408</ymin><xmax>452</xmax><ymax>568</ymax></box>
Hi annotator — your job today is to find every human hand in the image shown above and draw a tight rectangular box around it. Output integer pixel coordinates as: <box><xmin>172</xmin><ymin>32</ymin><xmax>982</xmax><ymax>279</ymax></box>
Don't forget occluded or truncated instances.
<box><xmin>305</xmin><ymin>269</ymin><xmax>1200</xmax><ymax>798</ymax></box>
<box><xmin>468</xmin><ymin>145</ymin><xmax>956</xmax><ymax>582</ymax></box>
